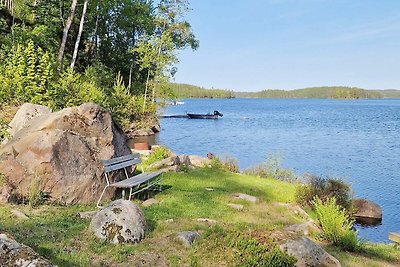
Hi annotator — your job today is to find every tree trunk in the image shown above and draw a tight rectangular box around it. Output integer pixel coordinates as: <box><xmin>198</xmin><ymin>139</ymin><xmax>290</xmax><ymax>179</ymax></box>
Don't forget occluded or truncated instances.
<box><xmin>57</xmin><ymin>0</ymin><xmax>78</xmax><ymax>73</ymax></box>
<box><xmin>128</xmin><ymin>27</ymin><xmax>136</xmax><ymax>93</ymax></box>
<box><xmin>70</xmin><ymin>0</ymin><xmax>89</xmax><ymax>70</ymax></box>
<box><xmin>143</xmin><ymin>69</ymin><xmax>150</xmax><ymax>112</ymax></box>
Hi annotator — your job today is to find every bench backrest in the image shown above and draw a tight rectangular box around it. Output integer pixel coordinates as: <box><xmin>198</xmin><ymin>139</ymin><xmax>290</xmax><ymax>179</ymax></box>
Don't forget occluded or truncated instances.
<box><xmin>102</xmin><ymin>153</ymin><xmax>142</xmax><ymax>173</ymax></box>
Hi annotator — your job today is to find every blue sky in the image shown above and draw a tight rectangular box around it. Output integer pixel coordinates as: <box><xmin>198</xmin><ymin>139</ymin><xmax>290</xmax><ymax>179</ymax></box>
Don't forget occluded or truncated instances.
<box><xmin>173</xmin><ymin>0</ymin><xmax>400</xmax><ymax>92</ymax></box>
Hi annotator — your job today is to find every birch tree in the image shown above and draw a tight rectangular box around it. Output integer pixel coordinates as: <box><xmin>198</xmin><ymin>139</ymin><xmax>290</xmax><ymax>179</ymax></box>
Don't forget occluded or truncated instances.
<box><xmin>57</xmin><ymin>0</ymin><xmax>78</xmax><ymax>73</ymax></box>
<box><xmin>70</xmin><ymin>0</ymin><xmax>89</xmax><ymax>70</ymax></box>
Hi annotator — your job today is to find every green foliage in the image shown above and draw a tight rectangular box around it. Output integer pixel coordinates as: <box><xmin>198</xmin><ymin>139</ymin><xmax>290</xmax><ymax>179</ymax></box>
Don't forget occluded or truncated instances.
<box><xmin>0</xmin><ymin>40</ymin><xmax>54</xmax><ymax>105</ymax></box>
<box><xmin>142</xmin><ymin>146</ymin><xmax>171</xmax><ymax>169</ymax></box>
<box><xmin>220</xmin><ymin>155</ymin><xmax>240</xmax><ymax>173</ymax></box>
<box><xmin>312</xmin><ymin>197</ymin><xmax>358</xmax><ymax>251</ymax></box>
<box><xmin>28</xmin><ymin>176</ymin><xmax>46</xmax><ymax>207</ymax></box>
<box><xmin>227</xmin><ymin>232</ymin><xmax>296</xmax><ymax>267</ymax></box>
<box><xmin>169</xmin><ymin>82</ymin><xmax>235</xmax><ymax>98</ymax></box>
<box><xmin>236</xmin><ymin>86</ymin><xmax>384</xmax><ymax>99</ymax></box>
<box><xmin>295</xmin><ymin>174</ymin><xmax>352</xmax><ymax>210</ymax></box>
<box><xmin>244</xmin><ymin>154</ymin><xmax>297</xmax><ymax>182</ymax></box>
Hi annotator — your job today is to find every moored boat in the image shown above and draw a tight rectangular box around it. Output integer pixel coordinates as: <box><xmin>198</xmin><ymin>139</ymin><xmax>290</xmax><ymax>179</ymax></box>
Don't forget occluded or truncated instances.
<box><xmin>187</xmin><ymin>110</ymin><xmax>223</xmax><ymax>119</ymax></box>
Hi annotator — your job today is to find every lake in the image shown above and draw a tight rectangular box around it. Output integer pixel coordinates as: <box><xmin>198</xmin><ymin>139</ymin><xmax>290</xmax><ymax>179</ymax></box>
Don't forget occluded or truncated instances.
<box><xmin>157</xmin><ymin>98</ymin><xmax>400</xmax><ymax>242</ymax></box>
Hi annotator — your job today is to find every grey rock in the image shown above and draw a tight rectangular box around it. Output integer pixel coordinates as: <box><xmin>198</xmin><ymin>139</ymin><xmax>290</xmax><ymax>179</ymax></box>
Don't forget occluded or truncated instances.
<box><xmin>233</xmin><ymin>193</ymin><xmax>258</xmax><ymax>203</ymax></box>
<box><xmin>284</xmin><ymin>220</ymin><xmax>321</xmax><ymax>236</ymax></box>
<box><xmin>148</xmin><ymin>156</ymin><xmax>180</xmax><ymax>170</ymax></box>
<box><xmin>187</xmin><ymin>155</ymin><xmax>211</xmax><ymax>168</ymax></box>
<box><xmin>177</xmin><ymin>231</ymin><xmax>200</xmax><ymax>247</ymax></box>
<box><xmin>142</xmin><ymin>198</ymin><xmax>160</xmax><ymax>207</ymax></box>
<box><xmin>0</xmin><ymin>103</ymin><xmax>131</xmax><ymax>205</ymax></box>
<box><xmin>129</xmin><ymin>128</ymin><xmax>155</xmax><ymax>138</ymax></box>
<box><xmin>8</xmin><ymin>103</ymin><xmax>51</xmax><ymax>137</ymax></box>
<box><xmin>227</xmin><ymin>203</ymin><xmax>244</xmax><ymax>210</ymax></box>
<box><xmin>280</xmin><ymin>236</ymin><xmax>341</xmax><ymax>267</ymax></box>
<box><xmin>90</xmin><ymin>199</ymin><xmax>146</xmax><ymax>244</ymax></box>
<box><xmin>178</xmin><ymin>155</ymin><xmax>191</xmax><ymax>166</ymax></box>
<box><xmin>11</xmin><ymin>209</ymin><xmax>29</xmax><ymax>220</ymax></box>
<box><xmin>78</xmin><ymin>211</ymin><xmax>98</xmax><ymax>219</ymax></box>
<box><xmin>353</xmin><ymin>198</ymin><xmax>382</xmax><ymax>220</ymax></box>
<box><xmin>0</xmin><ymin>232</ymin><xmax>54</xmax><ymax>266</ymax></box>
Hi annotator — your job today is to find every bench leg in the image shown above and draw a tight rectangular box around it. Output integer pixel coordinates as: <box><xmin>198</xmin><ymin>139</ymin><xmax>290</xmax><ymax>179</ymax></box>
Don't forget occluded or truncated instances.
<box><xmin>128</xmin><ymin>187</ymin><xmax>133</xmax><ymax>201</ymax></box>
<box><xmin>97</xmin><ymin>185</ymin><xmax>110</xmax><ymax>208</ymax></box>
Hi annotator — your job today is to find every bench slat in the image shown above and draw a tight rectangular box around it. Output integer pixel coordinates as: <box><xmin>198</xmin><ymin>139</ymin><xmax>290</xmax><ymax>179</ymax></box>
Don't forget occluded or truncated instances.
<box><xmin>102</xmin><ymin>153</ymin><xmax>140</xmax><ymax>166</ymax></box>
<box><xmin>111</xmin><ymin>171</ymin><xmax>162</xmax><ymax>188</ymax></box>
<box><xmin>104</xmin><ymin>158</ymin><xmax>141</xmax><ymax>172</ymax></box>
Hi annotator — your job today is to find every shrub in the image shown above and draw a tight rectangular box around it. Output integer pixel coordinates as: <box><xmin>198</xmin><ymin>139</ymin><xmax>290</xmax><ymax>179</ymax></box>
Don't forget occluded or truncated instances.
<box><xmin>220</xmin><ymin>155</ymin><xmax>240</xmax><ymax>173</ymax></box>
<box><xmin>295</xmin><ymin>174</ymin><xmax>352</xmax><ymax>210</ymax></box>
<box><xmin>312</xmin><ymin>197</ymin><xmax>358</xmax><ymax>251</ymax></box>
<box><xmin>244</xmin><ymin>154</ymin><xmax>296</xmax><ymax>182</ymax></box>
<box><xmin>143</xmin><ymin>146</ymin><xmax>171</xmax><ymax>168</ymax></box>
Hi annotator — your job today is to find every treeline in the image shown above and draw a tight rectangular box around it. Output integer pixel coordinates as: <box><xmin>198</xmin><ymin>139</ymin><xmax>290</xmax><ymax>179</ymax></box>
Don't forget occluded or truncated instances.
<box><xmin>236</xmin><ymin>87</ymin><xmax>385</xmax><ymax>99</ymax></box>
<box><xmin>0</xmin><ymin>0</ymin><xmax>197</xmax><ymax>130</ymax></box>
<box><xmin>170</xmin><ymin>83</ymin><xmax>235</xmax><ymax>98</ymax></box>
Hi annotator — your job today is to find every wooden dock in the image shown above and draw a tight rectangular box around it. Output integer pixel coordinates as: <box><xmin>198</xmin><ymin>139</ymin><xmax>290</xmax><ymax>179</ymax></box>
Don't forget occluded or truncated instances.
<box><xmin>389</xmin><ymin>232</ymin><xmax>400</xmax><ymax>244</ymax></box>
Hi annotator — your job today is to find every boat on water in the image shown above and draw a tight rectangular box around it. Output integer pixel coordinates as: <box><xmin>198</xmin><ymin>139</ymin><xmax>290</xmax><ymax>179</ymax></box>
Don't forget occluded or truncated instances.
<box><xmin>187</xmin><ymin>110</ymin><xmax>223</xmax><ymax>119</ymax></box>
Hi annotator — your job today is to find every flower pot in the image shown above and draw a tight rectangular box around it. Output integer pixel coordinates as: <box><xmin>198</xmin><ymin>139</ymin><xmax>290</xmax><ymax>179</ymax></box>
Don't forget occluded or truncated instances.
<box><xmin>134</xmin><ymin>142</ymin><xmax>150</xmax><ymax>150</ymax></box>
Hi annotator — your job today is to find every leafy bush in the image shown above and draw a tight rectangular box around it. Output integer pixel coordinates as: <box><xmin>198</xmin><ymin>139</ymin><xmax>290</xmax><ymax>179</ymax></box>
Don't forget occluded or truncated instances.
<box><xmin>312</xmin><ymin>197</ymin><xmax>358</xmax><ymax>251</ymax></box>
<box><xmin>296</xmin><ymin>174</ymin><xmax>352</xmax><ymax>210</ymax></box>
<box><xmin>244</xmin><ymin>154</ymin><xmax>296</xmax><ymax>182</ymax></box>
<box><xmin>143</xmin><ymin>146</ymin><xmax>171</xmax><ymax>167</ymax></box>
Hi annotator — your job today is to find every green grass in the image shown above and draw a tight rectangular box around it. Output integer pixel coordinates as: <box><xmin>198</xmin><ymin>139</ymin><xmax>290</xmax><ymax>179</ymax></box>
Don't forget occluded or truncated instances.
<box><xmin>0</xmin><ymin>168</ymin><xmax>399</xmax><ymax>266</ymax></box>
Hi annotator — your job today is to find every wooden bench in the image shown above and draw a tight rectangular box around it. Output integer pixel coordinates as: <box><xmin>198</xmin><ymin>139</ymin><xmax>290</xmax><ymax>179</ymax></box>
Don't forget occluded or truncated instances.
<box><xmin>97</xmin><ymin>153</ymin><xmax>162</xmax><ymax>207</ymax></box>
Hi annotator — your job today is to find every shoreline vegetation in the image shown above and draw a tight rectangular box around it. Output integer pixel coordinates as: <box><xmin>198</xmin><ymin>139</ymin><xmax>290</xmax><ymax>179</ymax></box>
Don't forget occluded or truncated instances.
<box><xmin>0</xmin><ymin>143</ymin><xmax>399</xmax><ymax>266</ymax></box>
<box><xmin>170</xmin><ymin>83</ymin><xmax>400</xmax><ymax>100</ymax></box>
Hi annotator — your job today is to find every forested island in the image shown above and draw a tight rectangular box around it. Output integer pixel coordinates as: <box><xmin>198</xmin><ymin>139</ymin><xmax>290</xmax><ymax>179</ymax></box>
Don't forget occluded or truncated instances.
<box><xmin>171</xmin><ymin>83</ymin><xmax>400</xmax><ymax>99</ymax></box>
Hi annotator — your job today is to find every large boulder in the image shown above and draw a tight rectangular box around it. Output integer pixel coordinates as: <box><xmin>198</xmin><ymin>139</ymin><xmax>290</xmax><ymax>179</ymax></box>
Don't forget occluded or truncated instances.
<box><xmin>8</xmin><ymin>103</ymin><xmax>52</xmax><ymax>137</ymax></box>
<box><xmin>0</xmin><ymin>103</ymin><xmax>131</xmax><ymax>204</ymax></box>
<box><xmin>280</xmin><ymin>237</ymin><xmax>341</xmax><ymax>267</ymax></box>
<box><xmin>0</xmin><ymin>232</ymin><xmax>54</xmax><ymax>266</ymax></box>
<box><xmin>187</xmin><ymin>155</ymin><xmax>211</xmax><ymax>167</ymax></box>
<box><xmin>90</xmin><ymin>199</ymin><xmax>146</xmax><ymax>244</ymax></box>
<box><xmin>353</xmin><ymin>199</ymin><xmax>382</xmax><ymax>220</ymax></box>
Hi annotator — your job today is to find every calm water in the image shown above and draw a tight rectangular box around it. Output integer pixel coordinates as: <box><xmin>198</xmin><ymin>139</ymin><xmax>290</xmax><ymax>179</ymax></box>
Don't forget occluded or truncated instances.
<box><xmin>157</xmin><ymin>98</ymin><xmax>400</xmax><ymax>242</ymax></box>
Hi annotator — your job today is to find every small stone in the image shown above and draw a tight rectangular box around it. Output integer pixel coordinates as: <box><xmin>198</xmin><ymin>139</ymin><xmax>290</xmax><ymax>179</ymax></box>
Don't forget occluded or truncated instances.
<box><xmin>165</xmin><ymin>219</ymin><xmax>174</xmax><ymax>223</ymax></box>
<box><xmin>11</xmin><ymin>209</ymin><xmax>29</xmax><ymax>220</ymax></box>
<box><xmin>78</xmin><ymin>211</ymin><xmax>98</xmax><ymax>219</ymax></box>
<box><xmin>233</xmin><ymin>193</ymin><xmax>258</xmax><ymax>203</ymax></box>
<box><xmin>177</xmin><ymin>231</ymin><xmax>200</xmax><ymax>247</ymax></box>
<box><xmin>227</xmin><ymin>203</ymin><xmax>244</xmax><ymax>210</ymax></box>
<box><xmin>142</xmin><ymin>198</ymin><xmax>160</xmax><ymax>207</ymax></box>
<box><xmin>196</xmin><ymin>218</ymin><xmax>217</xmax><ymax>224</ymax></box>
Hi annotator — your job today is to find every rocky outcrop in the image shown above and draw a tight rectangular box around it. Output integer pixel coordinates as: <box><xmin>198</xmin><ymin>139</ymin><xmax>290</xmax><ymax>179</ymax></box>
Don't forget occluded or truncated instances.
<box><xmin>353</xmin><ymin>199</ymin><xmax>382</xmax><ymax>221</ymax></box>
<box><xmin>0</xmin><ymin>103</ymin><xmax>131</xmax><ymax>204</ymax></box>
<box><xmin>8</xmin><ymin>103</ymin><xmax>52</xmax><ymax>138</ymax></box>
<box><xmin>148</xmin><ymin>156</ymin><xmax>180</xmax><ymax>170</ymax></box>
<box><xmin>0</xmin><ymin>233</ymin><xmax>54</xmax><ymax>266</ymax></box>
<box><xmin>187</xmin><ymin>155</ymin><xmax>211</xmax><ymax>167</ymax></box>
<box><xmin>90</xmin><ymin>199</ymin><xmax>146</xmax><ymax>244</ymax></box>
<box><xmin>280</xmin><ymin>236</ymin><xmax>341</xmax><ymax>267</ymax></box>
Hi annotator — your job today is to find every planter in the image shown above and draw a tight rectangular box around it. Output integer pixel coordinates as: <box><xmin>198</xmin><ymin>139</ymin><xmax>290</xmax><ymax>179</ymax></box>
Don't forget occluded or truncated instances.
<box><xmin>134</xmin><ymin>142</ymin><xmax>150</xmax><ymax>150</ymax></box>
